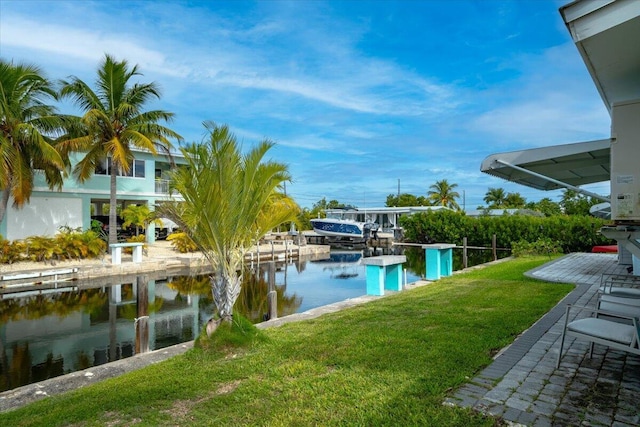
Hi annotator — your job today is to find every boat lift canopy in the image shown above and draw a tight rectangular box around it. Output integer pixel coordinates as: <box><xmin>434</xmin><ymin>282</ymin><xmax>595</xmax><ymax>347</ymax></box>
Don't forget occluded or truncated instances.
<box><xmin>480</xmin><ymin>139</ymin><xmax>611</xmax><ymax>202</ymax></box>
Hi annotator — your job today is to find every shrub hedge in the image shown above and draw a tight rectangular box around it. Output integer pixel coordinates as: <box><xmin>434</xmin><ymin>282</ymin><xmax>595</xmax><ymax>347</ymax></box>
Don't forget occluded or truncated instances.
<box><xmin>400</xmin><ymin>210</ymin><xmax>613</xmax><ymax>253</ymax></box>
<box><xmin>0</xmin><ymin>228</ymin><xmax>106</xmax><ymax>264</ymax></box>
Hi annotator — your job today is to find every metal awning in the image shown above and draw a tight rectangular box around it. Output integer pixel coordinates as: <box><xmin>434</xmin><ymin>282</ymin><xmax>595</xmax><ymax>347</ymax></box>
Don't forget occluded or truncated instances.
<box><xmin>560</xmin><ymin>0</ymin><xmax>640</xmax><ymax>112</ymax></box>
<box><xmin>480</xmin><ymin>139</ymin><xmax>610</xmax><ymax>201</ymax></box>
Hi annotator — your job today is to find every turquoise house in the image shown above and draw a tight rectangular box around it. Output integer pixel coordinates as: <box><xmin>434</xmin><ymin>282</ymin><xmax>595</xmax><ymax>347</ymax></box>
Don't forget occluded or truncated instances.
<box><xmin>0</xmin><ymin>149</ymin><xmax>185</xmax><ymax>241</ymax></box>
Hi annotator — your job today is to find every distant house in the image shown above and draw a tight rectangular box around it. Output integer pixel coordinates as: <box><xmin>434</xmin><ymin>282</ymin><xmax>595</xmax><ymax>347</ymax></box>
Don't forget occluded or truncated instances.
<box><xmin>0</xmin><ymin>149</ymin><xmax>185</xmax><ymax>241</ymax></box>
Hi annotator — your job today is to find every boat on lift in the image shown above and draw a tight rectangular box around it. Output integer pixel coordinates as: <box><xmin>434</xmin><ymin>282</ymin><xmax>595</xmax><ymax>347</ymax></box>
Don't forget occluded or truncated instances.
<box><xmin>310</xmin><ymin>217</ymin><xmax>379</xmax><ymax>240</ymax></box>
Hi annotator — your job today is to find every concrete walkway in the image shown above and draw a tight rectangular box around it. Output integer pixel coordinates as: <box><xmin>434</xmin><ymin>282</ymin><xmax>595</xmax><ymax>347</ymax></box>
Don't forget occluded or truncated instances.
<box><xmin>446</xmin><ymin>253</ymin><xmax>640</xmax><ymax>426</ymax></box>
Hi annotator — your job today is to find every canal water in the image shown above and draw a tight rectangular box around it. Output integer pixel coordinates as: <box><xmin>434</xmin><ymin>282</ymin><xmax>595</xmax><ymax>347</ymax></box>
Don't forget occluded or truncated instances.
<box><xmin>0</xmin><ymin>247</ymin><xmax>506</xmax><ymax>392</ymax></box>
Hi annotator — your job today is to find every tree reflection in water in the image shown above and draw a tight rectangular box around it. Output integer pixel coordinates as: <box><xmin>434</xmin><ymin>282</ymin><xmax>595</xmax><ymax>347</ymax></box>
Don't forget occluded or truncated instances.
<box><xmin>166</xmin><ymin>265</ymin><xmax>303</xmax><ymax>324</ymax></box>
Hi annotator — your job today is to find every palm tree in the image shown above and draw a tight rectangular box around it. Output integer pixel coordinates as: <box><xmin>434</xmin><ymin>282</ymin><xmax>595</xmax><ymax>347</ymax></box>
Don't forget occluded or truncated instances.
<box><xmin>159</xmin><ymin>122</ymin><xmax>298</xmax><ymax>327</ymax></box>
<box><xmin>427</xmin><ymin>179</ymin><xmax>460</xmax><ymax>210</ymax></box>
<box><xmin>58</xmin><ymin>54</ymin><xmax>182</xmax><ymax>246</ymax></box>
<box><xmin>0</xmin><ymin>59</ymin><xmax>66</xmax><ymax>224</ymax></box>
<box><xmin>484</xmin><ymin>187</ymin><xmax>507</xmax><ymax>208</ymax></box>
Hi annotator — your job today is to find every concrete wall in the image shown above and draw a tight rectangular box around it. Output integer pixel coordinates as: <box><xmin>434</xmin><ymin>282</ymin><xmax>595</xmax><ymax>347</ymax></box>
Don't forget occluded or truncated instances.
<box><xmin>6</xmin><ymin>196</ymin><xmax>83</xmax><ymax>240</ymax></box>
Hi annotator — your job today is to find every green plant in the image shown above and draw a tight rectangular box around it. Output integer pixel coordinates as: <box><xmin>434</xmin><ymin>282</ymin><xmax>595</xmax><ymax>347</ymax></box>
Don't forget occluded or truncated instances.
<box><xmin>76</xmin><ymin>230</ymin><xmax>107</xmax><ymax>259</ymax></box>
<box><xmin>512</xmin><ymin>238</ymin><xmax>563</xmax><ymax>257</ymax></box>
<box><xmin>0</xmin><ymin>236</ymin><xmax>25</xmax><ymax>264</ymax></box>
<box><xmin>167</xmin><ymin>231</ymin><xmax>197</xmax><ymax>253</ymax></box>
<box><xmin>195</xmin><ymin>314</ymin><xmax>268</xmax><ymax>357</ymax></box>
<box><xmin>400</xmin><ymin>210</ymin><xmax>612</xmax><ymax>252</ymax></box>
<box><xmin>0</xmin><ymin>230</ymin><xmax>106</xmax><ymax>264</ymax></box>
<box><xmin>90</xmin><ymin>219</ymin><xmax>108</xmax><ymax>241</ymax></box>
<box><xmin>121</xmin><ymin>204</ymin><xmax>162</xmax><ymax>236</ymax></box>
<box><xmin>25</xmin><ymin>235</ymin><xmax>58</xmax><ymax>261</ymax></box>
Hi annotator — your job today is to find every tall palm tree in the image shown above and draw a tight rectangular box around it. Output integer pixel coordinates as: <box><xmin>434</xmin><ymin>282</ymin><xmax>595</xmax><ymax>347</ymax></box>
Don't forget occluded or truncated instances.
<box><xmin>58</xmin><ymin>54</ymin><xmax>182</xmax><ymax>245</ymax></box>
<box><xmin>427</xmin><ymin>179</ymin><xmax>460</xmax><ymax>210</ymax></box>
<box><xmin>484</xmin><ymin>187</ymin><xmax>507</xmax><ymax>208</ymax></box>
<box><xmin>159</xmin><ymin>122</ymin><xmax>298</xmax><ymax>327</ymax></box>
<box><xmin>0</xmin><ymin>59</ymin><xmax>66</xmax><ymax>224</ymax></box>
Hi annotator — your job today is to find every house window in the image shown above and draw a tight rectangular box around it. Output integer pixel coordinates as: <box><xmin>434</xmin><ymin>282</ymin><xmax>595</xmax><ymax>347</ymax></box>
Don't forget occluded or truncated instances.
<box><xmin>134</xmin><ymin>160</ymin><xmax>145</xmax><ymax>178</ymax></box>
<box><xmin>94</xmin><ymin>158</ymin><xmax>145</xmax><ymax>178</ymax></box>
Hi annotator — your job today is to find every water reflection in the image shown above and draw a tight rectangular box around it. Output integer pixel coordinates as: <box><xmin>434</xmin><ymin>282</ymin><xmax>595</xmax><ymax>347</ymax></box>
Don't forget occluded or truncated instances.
<box><xmin>1</xmin><ymin>246</ymin><xmax>502</xmax><ymax>392</ymax></box>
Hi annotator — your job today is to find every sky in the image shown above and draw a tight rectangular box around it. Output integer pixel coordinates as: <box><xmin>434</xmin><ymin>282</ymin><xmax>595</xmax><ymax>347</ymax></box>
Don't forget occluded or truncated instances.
<box><xmin>0</xmin><ymin>0</ymin><xmax>612</xmax><ymax>209</ymax></box>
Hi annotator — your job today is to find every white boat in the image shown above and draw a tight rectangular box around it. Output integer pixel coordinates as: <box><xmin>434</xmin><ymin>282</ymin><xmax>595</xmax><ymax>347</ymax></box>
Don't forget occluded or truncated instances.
<box><xmin>310</xmin><ymin>217</ymin><xmax>379</xmax><ymax>239</ymax></box>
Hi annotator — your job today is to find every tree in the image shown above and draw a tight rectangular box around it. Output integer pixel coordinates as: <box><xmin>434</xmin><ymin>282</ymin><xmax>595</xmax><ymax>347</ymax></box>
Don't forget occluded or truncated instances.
<box><xmin>121</xmin><ymin>204</ymin><xmax>160</xmax><ymax>236</ymax></box>
<box><xmin>159</xmin><ymin>122</ymin><xmax>298</xmax><ymax>326</ymax></box>
<box><xmin>504</xmin><ymin>192</ymin><xmax>526</xmax><ymax>208</ymax></box>
<box><xmin>0</xmin><ymin>59</ymin><xmax>66</xmax><ymax>223</ymax></box>
<box><xmin>560</xmin><ymin>189</ymin><xmax>600</xmax><ymax>216</ymax></box>
<box><xmin>427</xmin><ymin>179</ymin><xmax>460</xmax><ymax>210</ymax></box>
<box><xmin>484</xmin><ymin>187</ymin><xmax>507</xmax><ymax>208</ymax></box>
<box><xmin>526</xmin><ymin>198</ymin><xmax>562</xmax><ymax>217</ymax></box>
<box><xmin>58</xmin><ymin>54</ymin><xmax>182</xmax><ymax>246</ymax></box>
<box><xmin>386</xmin><ymin>193</ymin><xmax>429</xmax><ymax>207</ymax></box>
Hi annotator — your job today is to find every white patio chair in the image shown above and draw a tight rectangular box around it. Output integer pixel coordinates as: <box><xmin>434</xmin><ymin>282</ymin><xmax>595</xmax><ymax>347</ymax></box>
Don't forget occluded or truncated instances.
<box><xmin>597</xmin><ymin>294</ymin><xmax>640</xmax><ymax>321</ymax></box>
<box><xmin>556</xmin><ymin>302</ymin><xmax>640</xmax><ymax>368</ymax></box>
<box><xmin>599</xmin><ymin>273</ymin><xmax>640</xmax><ymax>299</ymax></box>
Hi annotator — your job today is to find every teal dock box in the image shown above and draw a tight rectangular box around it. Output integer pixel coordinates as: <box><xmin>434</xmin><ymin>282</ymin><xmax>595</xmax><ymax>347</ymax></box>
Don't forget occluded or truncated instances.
<box><xmin>422</xmin><ymin>243</ymin><xmax>456</xmax><ymax>280</ymax></box>
<box><xmin>362</xmin><ymin>255</ymin><xmax>406</xmax><ymax>296</ymax></box>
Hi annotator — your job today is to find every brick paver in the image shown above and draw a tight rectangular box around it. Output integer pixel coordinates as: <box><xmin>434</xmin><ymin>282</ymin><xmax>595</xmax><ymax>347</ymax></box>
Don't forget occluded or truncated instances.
<box><xmin>446</xmin><ymin>253</ymin><xmax>640</xmax><ymax>426</ymax></box>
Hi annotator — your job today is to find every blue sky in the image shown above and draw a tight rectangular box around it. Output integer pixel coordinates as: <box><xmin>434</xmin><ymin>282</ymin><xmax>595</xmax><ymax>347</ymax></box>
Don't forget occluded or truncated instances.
<box><xmin>0</xmin><ymin>0</ymin><xmax>611</xmax><ymax>209</ymax></box>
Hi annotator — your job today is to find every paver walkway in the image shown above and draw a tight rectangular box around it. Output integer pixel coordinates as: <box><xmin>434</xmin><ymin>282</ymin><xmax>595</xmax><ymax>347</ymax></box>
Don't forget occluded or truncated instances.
<box><xmin>446</xmin><ymin>253</ymin><xmax>640</xmax><ymax>426</ymax></box>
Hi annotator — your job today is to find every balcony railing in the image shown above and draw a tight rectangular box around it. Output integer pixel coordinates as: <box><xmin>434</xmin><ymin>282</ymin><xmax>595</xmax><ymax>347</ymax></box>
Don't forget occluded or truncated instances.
<box><xmin>155</xmin><ymin>179</ymin><xmax>170</xmax><ymax>194</ymax></box>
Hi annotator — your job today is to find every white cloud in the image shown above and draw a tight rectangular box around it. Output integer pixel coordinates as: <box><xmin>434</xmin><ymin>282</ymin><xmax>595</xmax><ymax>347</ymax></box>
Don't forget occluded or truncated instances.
<box><xmin>2</xmin><ymin>17</ymin><xmax>190</xmax><ymax>78</ymax></box>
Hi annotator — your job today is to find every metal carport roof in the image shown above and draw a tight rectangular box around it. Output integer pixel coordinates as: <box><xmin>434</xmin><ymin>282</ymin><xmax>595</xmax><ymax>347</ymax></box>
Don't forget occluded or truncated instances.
<box><xmin>480</xmin><ymin>139</ymin><xmax>610</xmax><ymax>201</ymax></box>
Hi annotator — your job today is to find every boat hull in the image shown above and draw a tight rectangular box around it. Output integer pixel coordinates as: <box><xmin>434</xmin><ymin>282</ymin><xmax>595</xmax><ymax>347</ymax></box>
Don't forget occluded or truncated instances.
<box><xmin>310</xmin><ymin>219</ymin><xmax>378</xmax><ymax>239</ymax></box>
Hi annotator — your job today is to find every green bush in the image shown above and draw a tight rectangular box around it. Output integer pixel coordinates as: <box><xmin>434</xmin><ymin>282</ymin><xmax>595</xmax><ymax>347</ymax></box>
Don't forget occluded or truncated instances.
<box><xmin>400</xmin><ymin>210</ymin><xmax>612</xmax><ymax>253</ymax></box>
<box><xmin>167</xmin><ymin>232</ymin><xmax>197</xmax><ymax>253</ymax></box>
<box><xmin>25</xmin><ymin>236</ymin><xmax>58</xmax><ymax>262</ymax></box>
<box><xmin>0</xmin><ymin>236</ymin><xmax>26</xmax><ymax>264</ymax></box>
<box><xmin>512</xmin><ymin>238</ymin><xmax>563</xmax><ymax>257</ymax></box>
<box><xmin>0</xmin><ymin>229</ymin><xmax>106</xmax><ymax>264</ymax></box>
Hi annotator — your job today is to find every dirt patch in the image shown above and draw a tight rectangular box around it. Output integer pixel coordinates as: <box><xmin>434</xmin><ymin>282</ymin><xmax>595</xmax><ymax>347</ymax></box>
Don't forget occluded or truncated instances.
<box><xmin>162</xmin><ymin>380</ymin><xmax>242</xmax><ymax>423</ymax></box>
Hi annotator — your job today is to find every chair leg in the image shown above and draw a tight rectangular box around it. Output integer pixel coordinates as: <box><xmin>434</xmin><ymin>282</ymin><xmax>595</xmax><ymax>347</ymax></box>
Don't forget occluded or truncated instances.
<box><xmin>556</xmin><ymin>305</ymin><xmax>571</xmax><ymax>368</ymax></box>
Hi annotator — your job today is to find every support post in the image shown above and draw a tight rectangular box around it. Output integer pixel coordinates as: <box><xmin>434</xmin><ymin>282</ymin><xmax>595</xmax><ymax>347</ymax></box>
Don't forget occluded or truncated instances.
<box><xmin>267</xmin><ymin>261</ymin><xmax>277</xmax><ymax>319</ymax></box>
<box><xmin>463</xmin><ymin>236</ymin><xmax>468</xmax><ymax>269</ymax></box>
<box><xmin>492</xmin><ymin>234</ymin><xmax>497</xmax><ymax>261</ymax></box>
<box><xmin>363</xmin><ymin>255</ymin><xmax>407</xmax><ymax>296</ymax></box>
<box><xmin>422</xmin><ymin>243</ymin><xmax>456</xmax><ymax>280</ymax></box>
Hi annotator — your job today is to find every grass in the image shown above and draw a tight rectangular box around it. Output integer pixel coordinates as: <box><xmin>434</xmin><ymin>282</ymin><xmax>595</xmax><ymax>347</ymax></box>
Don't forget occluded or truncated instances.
<box><xmin>0</xmin><ymin>256</ymin><xmax>573</xmax><ymax>426</ymax></box>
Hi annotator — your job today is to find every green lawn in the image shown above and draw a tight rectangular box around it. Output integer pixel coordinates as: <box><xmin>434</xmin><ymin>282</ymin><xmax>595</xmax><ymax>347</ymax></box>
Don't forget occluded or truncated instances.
<box><xmin>1</xmin><ymin>256</ymin><xmax>573</xmax><ymax>426</ymax></box>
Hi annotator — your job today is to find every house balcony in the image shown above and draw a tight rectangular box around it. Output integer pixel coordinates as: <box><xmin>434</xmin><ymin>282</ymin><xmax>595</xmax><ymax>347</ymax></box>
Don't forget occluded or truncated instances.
<box><xmin>155</xmin><ymin>179</ymin><xmax>171</xmax><ymax>194</ymax></box>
